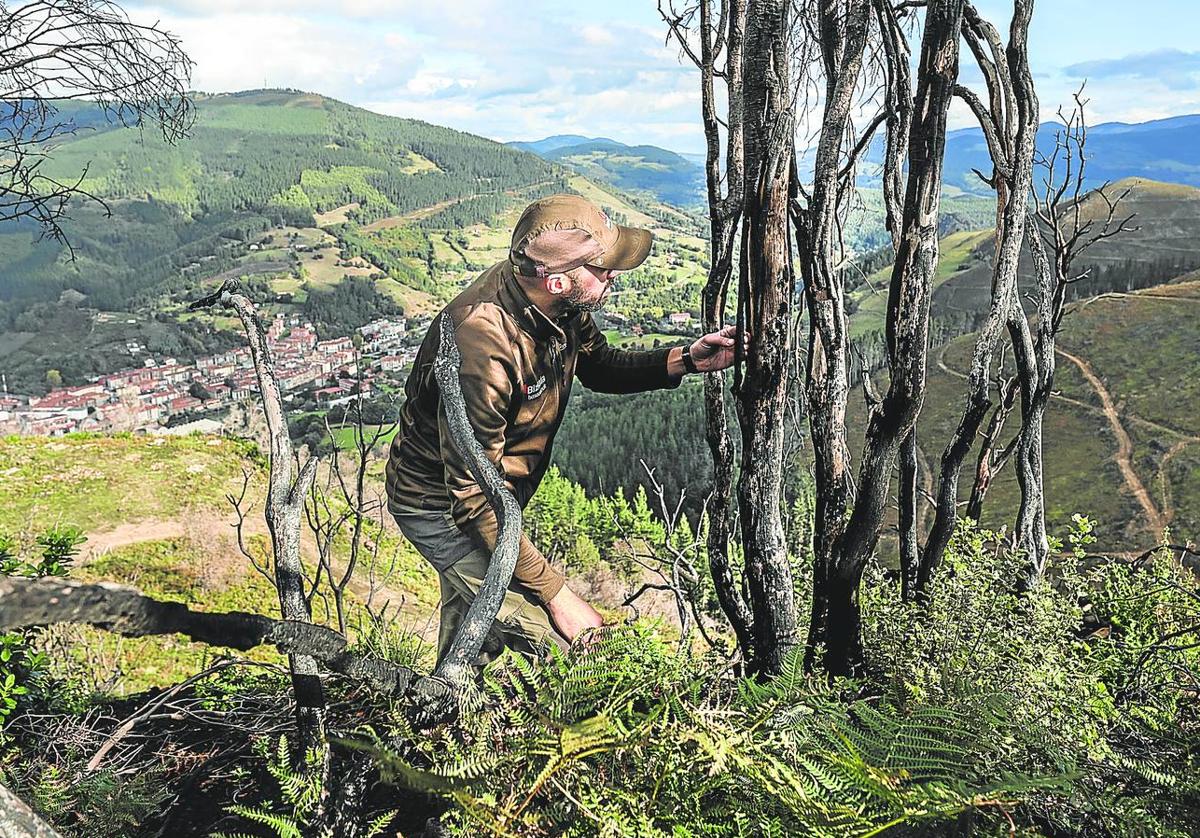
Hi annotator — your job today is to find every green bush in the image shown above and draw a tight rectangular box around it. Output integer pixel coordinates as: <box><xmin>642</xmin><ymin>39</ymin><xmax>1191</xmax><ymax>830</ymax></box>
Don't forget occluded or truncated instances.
<box><xmin>366</xmin><ymin>518</ymin><xmax>1200</xmax><ymax>837</ymax></box>
<box><xmin>0</xmin><ymin>527</ymin><xmax>85</xmax><ymax>729</ymax></box>
<box><xmin>367</xmin><ymin>625</ymin><xmax>1060</xmax><ymax>837</ymax></box>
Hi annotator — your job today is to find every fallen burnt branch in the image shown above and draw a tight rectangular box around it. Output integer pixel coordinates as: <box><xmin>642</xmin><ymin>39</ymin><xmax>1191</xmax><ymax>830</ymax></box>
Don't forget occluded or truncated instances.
<box><xmin>0</xmin><ymin>576</ymin><xmax>416</xmax><ymax>697</ymax></box>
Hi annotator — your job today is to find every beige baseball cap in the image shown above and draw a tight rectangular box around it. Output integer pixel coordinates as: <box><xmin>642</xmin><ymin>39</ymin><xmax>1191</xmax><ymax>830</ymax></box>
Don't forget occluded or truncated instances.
<box><xmin>509</xmin><ymin>193</ymin><xmax>654</xmax><ymax>278</ymax></box>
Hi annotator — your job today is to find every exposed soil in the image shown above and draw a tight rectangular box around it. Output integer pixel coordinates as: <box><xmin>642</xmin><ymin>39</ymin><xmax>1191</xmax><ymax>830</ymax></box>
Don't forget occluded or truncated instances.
<box><xmin>1055</xmin><ymin>348</ymin><xmax>1166</xmax><ymax>535</ymax></box>
<box><xmin>1158</xmin><ymin>439</ymin><xmax>1199</xmax><ymax>524</ymax></box>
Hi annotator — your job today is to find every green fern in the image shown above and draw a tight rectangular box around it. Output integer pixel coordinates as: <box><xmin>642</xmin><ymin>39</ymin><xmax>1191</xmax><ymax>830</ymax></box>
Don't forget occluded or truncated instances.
<box><xmin>365</xmin><ymin>624</ymin><xmax>1075</xmax><ymax>837</ymax></box>
<box><xmin>213</xmin><ymin>736</ymin><xmax>395</xmax><ymax>838</ymax></box>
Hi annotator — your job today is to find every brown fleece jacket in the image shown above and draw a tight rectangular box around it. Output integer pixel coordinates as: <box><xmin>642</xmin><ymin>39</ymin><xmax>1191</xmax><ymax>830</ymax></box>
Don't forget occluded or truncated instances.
<box><xmin>385</xmin><ymin>260</ymin><xmax>683</xmax><ymax>604</ymax></box>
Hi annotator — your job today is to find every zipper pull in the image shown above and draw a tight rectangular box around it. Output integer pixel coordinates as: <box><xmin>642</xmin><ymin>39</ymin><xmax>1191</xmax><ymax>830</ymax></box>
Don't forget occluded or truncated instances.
<box><xmin>552</xmin><ymin>338</ymin><xmax>565</xmax><ymax>376</ymax></box>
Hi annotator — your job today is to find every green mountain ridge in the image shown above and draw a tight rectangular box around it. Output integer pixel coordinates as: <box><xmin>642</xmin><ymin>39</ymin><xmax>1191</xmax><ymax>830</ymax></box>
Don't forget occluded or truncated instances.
<box><xmin>529</xmin><ymin>138</ymin><xmax>707</xmax><ymax>209</ymax></box>
<box><xmin>838</xmin><ymin>178</ymin><xmax>1200</xmax><ymax>553</ymax></box>
<box><xmin>0</xmin><ymin>90</ymin><xmax>712</xmax><ymax>394</ymax></box>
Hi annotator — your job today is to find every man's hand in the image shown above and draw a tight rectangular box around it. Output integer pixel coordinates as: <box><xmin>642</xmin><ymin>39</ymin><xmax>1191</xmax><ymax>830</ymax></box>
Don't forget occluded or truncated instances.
<box><xmin>545</xmin><ymin>585</ymin><xmax>604</xmax><ymax>642</ymax></box>
<box><xmin>689</xmin><ymin>324</ymin><xmax>746</xmax><ymax>372</ymax></box>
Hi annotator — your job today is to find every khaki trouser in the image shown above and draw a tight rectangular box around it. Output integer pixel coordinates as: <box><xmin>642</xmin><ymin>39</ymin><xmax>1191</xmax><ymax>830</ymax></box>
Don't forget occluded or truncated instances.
<box><xmin>391</xmin><ymin>505</ymin><xmax>569</xmax><ymax>667</ymax></box>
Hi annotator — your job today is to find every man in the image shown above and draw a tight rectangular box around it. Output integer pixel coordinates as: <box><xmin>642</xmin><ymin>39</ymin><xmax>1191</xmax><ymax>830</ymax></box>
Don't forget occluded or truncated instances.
<box><xmin>385</xmin><ymin>193</ymin><xmax>739</xmax><ymax>667</ymax></box>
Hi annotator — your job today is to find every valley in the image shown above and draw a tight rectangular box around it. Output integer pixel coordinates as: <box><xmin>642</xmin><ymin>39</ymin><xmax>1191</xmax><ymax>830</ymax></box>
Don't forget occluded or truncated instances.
<box><xmin>3</xmin><ymin>89</ymin><xmax>1200</xmax><ymax>616</ymax></box>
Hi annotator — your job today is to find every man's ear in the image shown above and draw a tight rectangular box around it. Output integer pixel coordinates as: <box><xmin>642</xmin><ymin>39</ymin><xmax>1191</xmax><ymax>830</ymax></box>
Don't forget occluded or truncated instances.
<box><xmin>545</xmin><ymin>273</ymin><xmax>568</xmax><ymax>296</ymax></box>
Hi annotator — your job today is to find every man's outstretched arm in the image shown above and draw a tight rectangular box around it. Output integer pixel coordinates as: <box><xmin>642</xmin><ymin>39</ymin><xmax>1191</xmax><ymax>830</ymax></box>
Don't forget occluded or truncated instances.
<box><xmin>575</xmin><ymin>315</ymin><xmax>743</xmax><ymax>392</ymax></box>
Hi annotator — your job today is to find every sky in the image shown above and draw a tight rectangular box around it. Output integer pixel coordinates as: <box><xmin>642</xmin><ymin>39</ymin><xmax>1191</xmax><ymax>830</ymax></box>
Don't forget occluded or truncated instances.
<box><xmin>130</xmin><ymin>0</ymin><xmax>1200</xmax><ymax>155</ymax></box>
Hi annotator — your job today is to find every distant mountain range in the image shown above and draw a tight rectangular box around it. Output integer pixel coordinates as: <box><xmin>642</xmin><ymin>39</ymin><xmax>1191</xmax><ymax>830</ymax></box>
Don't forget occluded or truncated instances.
<box><xmin>506</xmin><ymin>136</ymin><xmax>706</xmax><ymax>209</ymax></box>
<box><xmin>516</xmin><ymin>112</ymin><xmax>1200</xmax><ymax>208</ymax></box>
<box><xmin>507</xmin><ymin>135</ymin><xmax>620</xmax><ymax>155</ymax></box>
<box><xmin>862</xmin><ymin>113</ymin><xmax>1200</xmax><ymax>194</ymax></box>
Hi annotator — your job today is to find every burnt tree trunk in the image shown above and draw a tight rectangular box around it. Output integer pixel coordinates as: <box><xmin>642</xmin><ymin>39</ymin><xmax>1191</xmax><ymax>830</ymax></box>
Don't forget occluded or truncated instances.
<box><xmin>964</xmin><ymin>375</ymin><xmax>1019</xmax><ymax>522</ymax></box>
<box><xmin>1007</xmin><ymin>297</ymin><xmax>1050</xmax><ymax>581</ymax></box>
<box><xmin>663</xmin><ymin>0</ymin><xmax>755</xmax><ymax>659</ymax></box>
<box><xmin>874</xmin><ymin>0</ymin><xmax>918</xmax><ymax>601</ymax></box>
<box><xmin>817</xmin><ymin>0</ymin><xmax>965</xmax><ymax>674</ymax></box>
<box><xmin>916</xmin><ymin>0</ymin><xmax>1039</xmax><ymax>592</ymax></box>
<box><xmin>796</xmin><ymin>0</ymin><xmax>872</xmax><ymax>673</ymax></box>
<box><xmin>734</xmin><ymin>0</ymin><xmax>799</xmax><ymax>675</ymax></box>
<box><xmin>1011</xmin><ymin>95</ymin><xmax>1136</xmax><ymax>584</ymax></box>
<box><xmin>899</xmin><ymin>432</ymin><xmax>920</xmax><ymax>600</ymax></box>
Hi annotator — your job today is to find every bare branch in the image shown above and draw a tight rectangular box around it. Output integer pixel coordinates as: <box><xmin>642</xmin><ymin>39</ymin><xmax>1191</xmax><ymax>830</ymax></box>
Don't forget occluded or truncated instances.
<box><xmin>430</xmin><ymin>311</ymin><xmax>522</xmax><ymax>687</ymax></box>
<box><xmin>953</xmin><ymin>83</ymin><xmax>1009</xmax><ymax>177</ymax></box>
<box><xmin>0</xmin><ymin>0</ymin><xmax>193</xmax><ymax>244</ymax></box>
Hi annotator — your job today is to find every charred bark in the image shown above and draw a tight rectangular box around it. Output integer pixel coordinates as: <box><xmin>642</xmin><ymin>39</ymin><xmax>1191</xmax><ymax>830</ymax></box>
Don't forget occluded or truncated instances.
<box><xmin>662</xmin><ymin>0</ymin><xmax>755</xmax><ymax>660</ymax></box>
<box><xmin>916</xmin><ymin>0</ymin><xmax>1039</xmax><ymax>592</ymax></box>
<box><xmin>1012</xmin><ymin>94</ymin><xmax>1137</xmax><ymax>584</ymax></box>
<box><xmin>964</xmin><ymin>375</ymin><xmax>1019</xmax><ymax>522</ymax></box>
<box><xmin>796</xmin><ymin>0</ymin><xmax>872</xmax><ymax>673</ymax></box>
<box><xmin>898</xmin><ymin>432</ymin><xmax>920</xmax><ymax>600</ymax></box>
<box><xmin>735</xmin><ymin>0</ymin><xmax>800</xmax><ymax>675</ymax></box>
<box><xmin>876</xmin><ymin>0</ymin><xmax>920</xmax><ymax>603</ymax></box>
<box><xmin>807</xmin><ymin>0</ymin><xmax>965</xmax><ymax>674</ymax></box>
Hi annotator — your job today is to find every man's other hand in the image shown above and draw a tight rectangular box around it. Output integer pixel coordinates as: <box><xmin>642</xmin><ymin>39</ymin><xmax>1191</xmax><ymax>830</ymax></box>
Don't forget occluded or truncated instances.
<box><xmin>545</xmin><ymin>585</ymin><xmax>604</xmax><ymax>642</ymax></box>
<box><xmin>690</xmin><ymin>324</ymin><xmax>746</xmax><ymax>372</ymax></box>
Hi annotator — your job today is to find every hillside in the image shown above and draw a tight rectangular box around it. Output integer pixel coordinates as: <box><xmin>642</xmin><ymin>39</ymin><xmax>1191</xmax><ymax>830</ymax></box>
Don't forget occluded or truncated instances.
<box><xmin>0</xmin><ymin>91</ymin><xmax>711</xmax><ymax>394</ymax></box>
<box><xmin>512</xmin><ymin>137</ymin><xmax>707</xmax><ymax>209</ymax></box>
<box><xmin>2</xmin><ymin>90</ymin><xmax>563</xmax><ymax>309</ymax></box>
<box><xmin>848</xmin><ymin>177</ymin><xmax>1200</xmax><ymax>345</ymax></box>
<box><xmin>0</xmin><ymin>432</ymin><xmax>443</xmax><ymax>691</ymax></box>
<box><xmin>931</xmin><ymin>177</ymin><xmax>1200</xmax><ymax>324</ymax></box>
<box><xmin>843</xmin><ymin>274</ymin><xmax>1200</xmax><ymax>555</ymax></box>
<box><xmin>836</xmin><ymin>177</ymin><xmax>1200</xmax><ymax>552</ymax></box>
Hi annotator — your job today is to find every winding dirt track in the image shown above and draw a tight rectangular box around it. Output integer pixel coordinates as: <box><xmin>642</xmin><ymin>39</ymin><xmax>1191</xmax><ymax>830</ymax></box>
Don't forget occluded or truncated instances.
<box><xmin>1054</xmin><ymin>348</ymin><xmax>1167</xmax><ymax>535</ymax></box>
<box><xmin>935</xmin><ymin>341</ymin><xmax>1200</xmax><ymax>531</ymax></box>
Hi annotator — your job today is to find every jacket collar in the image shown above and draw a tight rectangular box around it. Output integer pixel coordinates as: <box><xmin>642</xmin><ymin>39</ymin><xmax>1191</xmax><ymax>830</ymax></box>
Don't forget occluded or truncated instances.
<box><xmin>497</xmin><ymin>262</ymin><xmax>568</xmax><ymax>343</ymax></box>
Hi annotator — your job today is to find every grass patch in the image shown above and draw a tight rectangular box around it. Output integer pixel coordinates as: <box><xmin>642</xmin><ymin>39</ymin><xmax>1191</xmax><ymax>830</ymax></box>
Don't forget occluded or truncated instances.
<box><xmin>602</xmin><ymin>331</ymin><xmax>685</xmax><ymax>349</ymax></box>
<box><xmin>0</xmin><ymin>433</ymin><xmax>263</xmax><ymax>537</ymax></box>
<box><xmin>398</xmin><ymin>150</ymin><xmax>439</xmax><ymax>174</ymax></box>
<box><xmin>330</xmin><ymin>424</ymin><xmax>398</xmax><ymax>451</ymax></box>
<box><xmin>849</xmin><ymin>228</ymin><xmax>992</xmax><ymax>338</ymax></box>
<box><xmin>63</xmin><ymin>537</ymin><xmax>284</xmax><ymax>693</ymax></box>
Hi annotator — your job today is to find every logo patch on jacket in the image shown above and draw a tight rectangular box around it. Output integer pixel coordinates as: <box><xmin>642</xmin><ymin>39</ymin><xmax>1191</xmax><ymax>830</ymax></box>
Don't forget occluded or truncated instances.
<box><xmin>523</xmin><ymin>375</ymin><xmax>547</xmax><ymax>399</ymax></box>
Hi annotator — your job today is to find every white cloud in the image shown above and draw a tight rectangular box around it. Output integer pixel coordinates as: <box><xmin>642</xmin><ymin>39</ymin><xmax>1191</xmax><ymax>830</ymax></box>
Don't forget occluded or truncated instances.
<box><xmin>579</xmin><ymin>25</ymin><xmax>617</xmax><ymax>46</ymax></box>
<box><xmin>127</xmin><ymin>1</ymin><xmax>1197</xmax><ymax>157</ymax></box>
<box><xmin>136</xmin><ymin>6</ymin><xmax>423</xmax><ymax>100</ymax></box>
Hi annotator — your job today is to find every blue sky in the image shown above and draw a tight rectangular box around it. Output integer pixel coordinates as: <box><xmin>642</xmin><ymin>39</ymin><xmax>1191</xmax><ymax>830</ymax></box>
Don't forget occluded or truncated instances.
<box><xmin>132</xmin><ymin>0</ymin><xmax>1200</xmax><ymax>153</ymax></box>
